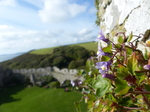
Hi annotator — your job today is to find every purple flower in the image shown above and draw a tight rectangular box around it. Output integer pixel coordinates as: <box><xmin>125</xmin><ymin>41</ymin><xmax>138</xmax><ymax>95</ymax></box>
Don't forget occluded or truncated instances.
<box><xmin>143</xmin><ymin>65</ymin><xmax>150</xmax><ymax>70</ymax></box>
<box><xmin>102</xmin><ymin>74</ymin><xmax>115</xmax><ymax>81</ymax></box>
<box><xmin>96</xmin><ymin>30</ymin><xmax>109</xmax><ymax>43</ymax></box>
<box><xmin>96</xmin><ymin>61</ymin><xmax>111</xmax><ymax>74</ymax></box>
<box><xmin>97</xmin><ymin>47</ymin><xmax>111</xmax><ymax>57</ymax></box>
<box><xmin>71</xmin><ymin>80</ymin><xmax>75</xmax><ymax>87</ymax></box>
<box><xmin>71</xmin><ymin>80</ymin><xmax>82</xmax><ymax>87</ymax></box>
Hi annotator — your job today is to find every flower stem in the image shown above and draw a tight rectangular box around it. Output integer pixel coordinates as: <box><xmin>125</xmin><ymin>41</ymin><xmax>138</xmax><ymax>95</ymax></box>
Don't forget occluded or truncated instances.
<box><xmin>129</xmin><ymin>91</ymin><xmax>150</xmax><ymax>94</ymax></box>
<box><xmin>123</xmin><ymin>106</ymin><xmax>143</xmax><ymax>110</ymax></box>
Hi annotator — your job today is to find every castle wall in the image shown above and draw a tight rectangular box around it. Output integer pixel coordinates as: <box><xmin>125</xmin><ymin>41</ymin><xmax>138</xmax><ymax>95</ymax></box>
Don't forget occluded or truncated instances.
<box><xmin>0</xmin><ymin>66</ymin><xmax>84</xmax><ymax>86</ymax></box>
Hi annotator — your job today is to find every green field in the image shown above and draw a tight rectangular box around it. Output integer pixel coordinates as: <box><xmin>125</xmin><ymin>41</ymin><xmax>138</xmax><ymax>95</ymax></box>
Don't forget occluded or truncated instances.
<box><xmin>30</xmin><ymin>41</ymin><xmax>97</xmax><ymax>55</ymax></box>
<box><xmin>0</xmin><ymin>85</ymin><xmax>87</xmax><ymax>112</ymax></box>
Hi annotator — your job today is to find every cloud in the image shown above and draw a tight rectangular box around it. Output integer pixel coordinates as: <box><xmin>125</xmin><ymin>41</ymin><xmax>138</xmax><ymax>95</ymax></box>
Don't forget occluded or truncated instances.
<box><xmin>78</xmin><ymin>28</ymin><xmax>93</xmax><ymax>36</ymax></box>
<box><xmin>0</xmin><ymin>26</ymin><xmax>97</xmax><ymax>54</ymax></box>
<box><xmin>0</xmin><ymin>0</ymin><xmax>17</xmax><ymax>6</ymax></box>
<box><xmin>0</xmin><ymin>25</ymin><xmax>13</xmax><ymax>30</ymax></box>
<box><xmin>0</xmin><ymin>27</ymin><xmax>69</xmax><ymax>54</ymax></box>
<box><xmin>0</xmin><ymin>0</ymin><xmax>98</xmax><ymax>54</ymax></box>
<box><xmin>69</xmin><ymin>28</ymin><xmax>96</xmax><ymax>43</ymax></box>
<box><xmin>89</xmin><ymin>7</ymin><xmax>96</xmax><ymax>14</ymax></box>
<box><xmin>38</xmin><ymin>0</ymin><xmax>87</xmax><ymax>23</ymax></box>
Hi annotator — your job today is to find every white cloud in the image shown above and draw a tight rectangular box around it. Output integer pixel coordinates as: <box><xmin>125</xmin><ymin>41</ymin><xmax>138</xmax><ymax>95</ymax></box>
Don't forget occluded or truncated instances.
<box><xmin>38</xmin><ymin>0</ymin><xmax>87</xmax><ymax>23</ymax></box>
<box><xmin>0</xmin><ymin>25</ymin><xmax>13</xmax><ymax>30</ymax></box>
<box><xmin>0</xmin><ymin>0</ymin><xmax>98</xmax><ymax>55</ymax></box>
<box><xmin>0</xmin><ymin>0</ymin><xmax>17</xmax><ymax>6</ymax></box>
<box><xmin>0</xmin><ymin>27</ymin><xmax>69</xmax><ymax>54</ymax></box>
<box><xmin>89</xmin><ymin>7</ymin><xmax>96</xmax><ymax>14</ymax></box>
<box><xmin>78</xmin><ymin>28</ymin><xmax>93</xmax><ymax>36</ymax></box>
<box><xmin>0</xmin><ymin>26</ymin><xmax>97</xmax><ymax>54</ymax></box>
<box><xmin>69</xmin><ymin>28</ymin><xmax>96</xmax><ymax>44</ymax></box>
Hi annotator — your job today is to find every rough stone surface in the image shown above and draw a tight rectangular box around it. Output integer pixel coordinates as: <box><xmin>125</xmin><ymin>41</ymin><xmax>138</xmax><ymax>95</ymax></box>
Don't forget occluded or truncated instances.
<box><xmin>99</xmin><ymin>0</ymin><xmax>150</xmax><ymax>35</ymax></box>
<box><xmin>98</xmin><ymin>0</ymin><xmax>150</xmax><ymax>52</ymax></box>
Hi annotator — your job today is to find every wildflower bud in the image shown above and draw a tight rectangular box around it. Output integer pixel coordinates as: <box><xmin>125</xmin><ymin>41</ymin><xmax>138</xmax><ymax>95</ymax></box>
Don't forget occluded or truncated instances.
<box><xmin>143</xmin><ymin>64</ymin><xmax>150</xmax><ymax>70</ymax></box>
<box><xmin>143</xmin><ymin>59</ymin><xmax>150</xmax><ymax>70</ymax></box>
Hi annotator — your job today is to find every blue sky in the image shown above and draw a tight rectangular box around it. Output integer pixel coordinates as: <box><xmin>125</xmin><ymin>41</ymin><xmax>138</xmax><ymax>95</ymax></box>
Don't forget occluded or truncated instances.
<box><xmin>0</xmin><ymin>0</ymin><xmax>98</xmax><ymax>55</ymax></box>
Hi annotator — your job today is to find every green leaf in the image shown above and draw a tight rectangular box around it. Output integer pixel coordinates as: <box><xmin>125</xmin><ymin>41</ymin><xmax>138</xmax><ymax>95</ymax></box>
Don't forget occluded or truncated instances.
<box><xmin>117</xmin><ymin>65</ymin><xmax>129</xmax><ymax>78</ymax></box>
<box><xmin>135</xmin><ymin>72</ymin><xmax>145</xmax><ymax>79</ymax></box>
<box><xmin>115</xmin><ymin>78</ymin><xmax>131</xmax><ymax>95</ymax></box>
<box><xmin>127</xmin><ymin>52</ymin><xmax>138</xmax><ymax>75</ymax></box>
<box><xmin>106</xmin><ymin>94</ymin><xmax>116</xmax><ymax>102</ymax></box>
<box><xmin>74</xmin><ymin>102</ymin><xmax>81</xmax><ymax>112</ymax></box>
<box><xmin>127</xmin><ymin>32</ymin><xmax>133</xmax><ymax>42</ymax></box>
<box><xmin>102</xmin><ymin>44</ymin><xmax>112</xmax><ymax>52</ymax></box>
<box><xmin>139</xmin><ymin>75</ymin><xmax>146</xmax><ymax>83</ymax></box>
<box><xmin>144</xmin><ymin>48</ymin><xmax>149</xmax><ymax>60</ymax></box>
<box><xmin>92</xmin><ymin>75</ymin><xmax>111</xmax><ymax>97</ymax></box>
<box><xmin>126</xmin><ymin>47</ymin><xmax>133</xmax><ymax>56</ymax></box>
<box><xmin>118</xmin><ymin>36</ymin><xmax>124</xmax><ymax>43</ymax></box>
<box><xmin>114</xmin><ymin>44</ymin><xmax>122</xmax><ymax>49</ymax></box>
<box><xmin>144</xmin><ymin>84</ymin><xmax>150</xmax><ymax>91</ymax></box>
<box><xmin>101</xmin><ymin>56</ymin><xmax>110</xmax><ymax>61</ymax></box>
<box><xmin>86</xmin><ymin>94</ymin><xmax>95</xmax><ymax>109</ymax></box>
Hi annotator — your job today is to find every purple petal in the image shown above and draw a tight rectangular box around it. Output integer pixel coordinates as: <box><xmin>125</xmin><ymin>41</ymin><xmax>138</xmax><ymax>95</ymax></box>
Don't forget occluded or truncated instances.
<box><xmin>102</xmin><ymin>74</ymin><xmax>115</xmax><ymax>80</ymax></box>
<box><xmin>96</xmin><ymin>61</ymin><xmax>112</xmax><ymax>74</ymax></box>
<box><xmin>99</xmin><ymin>69</ymin><xmax>107</xmax><ymax>74</ymax></box>
<box><xmin>97</xmin><ymin>47</ymin><xmax>111</xmax><ymax>57</ymax></box>
<box><xmin>96</xmin><ymin>30</ymin><xmax>109</xmax><ymax>43</ymax></box>
<box><xmin>143</xmin><ymin>65</ymin><xmax>150</xmax><ymax>70</ymax></box>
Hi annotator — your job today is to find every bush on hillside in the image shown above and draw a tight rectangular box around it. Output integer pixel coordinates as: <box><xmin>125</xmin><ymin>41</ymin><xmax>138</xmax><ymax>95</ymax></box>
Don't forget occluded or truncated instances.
<box><xmin>52</xmin><ymin>56</ymin><xmax>67</xmax><ymax>68</ymax></box>
<box><xmin>68</xmin><ymin>59</ymin><xmax>86</xmax><ymax>69</ymax></box>
<box><xmin>0</xmin><ymin>45</ymin><xmax>96</xmax><ymax>69</ymax></box>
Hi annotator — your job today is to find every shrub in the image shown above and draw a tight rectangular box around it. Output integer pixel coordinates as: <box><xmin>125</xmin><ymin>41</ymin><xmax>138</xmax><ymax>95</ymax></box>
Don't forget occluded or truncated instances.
<box><xmin>52</xmin><ymin>56</ymin><xmax>67</xmax><ymax>68</ymax></box>
<box><xmin>48</xmin><ymin>81</ymin><xmax>60</xmax><ymax>88</ymax></box>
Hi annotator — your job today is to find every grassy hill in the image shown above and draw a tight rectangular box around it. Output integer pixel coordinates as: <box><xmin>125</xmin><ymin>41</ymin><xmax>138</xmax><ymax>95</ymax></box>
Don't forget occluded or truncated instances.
<box><xmin>0</xmin><ymin>85</ymin><xmax>87</xmax><ymax>112</ymax></box>
<box><xmin>30</xmin><ymin>41</ymin><xmax>97</xmax><ymax>55</ymax></box>
<box><xmin>0</xmin><ymin>42</ymin><xmax>97</xmax><ymax>69</ymax></box>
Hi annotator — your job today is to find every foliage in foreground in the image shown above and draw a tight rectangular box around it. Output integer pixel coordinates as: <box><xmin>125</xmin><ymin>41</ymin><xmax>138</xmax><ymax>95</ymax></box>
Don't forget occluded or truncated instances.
<box><xmin>76</xmin><ymin>31</ymin><xmax>150</xmax><ymax>111</ymax></box>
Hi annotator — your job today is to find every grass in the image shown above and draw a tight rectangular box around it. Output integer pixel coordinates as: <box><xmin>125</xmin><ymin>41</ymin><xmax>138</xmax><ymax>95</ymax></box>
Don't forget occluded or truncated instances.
<box><xmin>30</xmin><ymin>46</ymin><xmax>57</xmax><ymax>55</ymax></box>
<box><xmin>30</xmin><ymin>41</ymin><xmax>97</xmax><ymax>55</ymax></box>
<box><xmin>71</xmin><ymin>42</ymin><xmax>97</xmax><ymax>52</ymax></box>
<box><xmin>0</xmin><ymin>85</ymin><xmax>87</xmax><ymax>112</ymax></box>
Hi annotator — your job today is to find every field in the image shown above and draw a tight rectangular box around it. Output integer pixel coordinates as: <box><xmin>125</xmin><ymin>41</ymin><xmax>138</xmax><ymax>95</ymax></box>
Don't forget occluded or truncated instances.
<box><xmin>30</xmin><ymin>41</ymin><xmax>97</xmax><ymax>55</ymax></box>
<box><xmin>0</xmin><ymin>85</ymin><xmax>87</xmax><ymax>112</ymax></box>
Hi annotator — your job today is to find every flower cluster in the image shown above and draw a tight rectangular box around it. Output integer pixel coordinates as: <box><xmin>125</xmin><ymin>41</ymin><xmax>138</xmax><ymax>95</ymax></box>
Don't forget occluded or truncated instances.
<box><xmin>71</xmin><ymin>79</ymin><xmax>82</xmax><ymax>87</ymax></box>
<box><xmin>95</xmin><ymin>31</ymin><xmax>115</xmax><ymax>80</ymax></box>
<box><xmin>76</xmin><ymin>31</ymin><xmax>150</xmax><ymax>112</ymax></box>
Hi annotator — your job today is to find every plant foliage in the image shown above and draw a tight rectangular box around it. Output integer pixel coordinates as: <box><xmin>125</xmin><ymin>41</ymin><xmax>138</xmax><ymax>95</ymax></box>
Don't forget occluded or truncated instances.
<box><xmin>75</xmin><ymin>31</ymin><xmax>150</xmax><ymax>111</ymax></box>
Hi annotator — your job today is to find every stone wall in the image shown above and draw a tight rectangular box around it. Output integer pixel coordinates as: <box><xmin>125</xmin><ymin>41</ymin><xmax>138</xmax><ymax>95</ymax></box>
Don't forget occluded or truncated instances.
<box><xmin>0</xmin><ymin>66</ymin><xmax>84</xmax><ymax>86</ymax></box>
<box><xmin>97</xmin><ymin>0</ymin><xmax>150</xmax><ymax>52</ymax></box>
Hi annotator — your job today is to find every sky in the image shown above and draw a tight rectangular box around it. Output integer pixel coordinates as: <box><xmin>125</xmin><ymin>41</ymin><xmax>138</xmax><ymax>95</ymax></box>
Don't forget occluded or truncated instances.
<box><xmin>0</xmin><ymin>0</ymin><xmax>99</xmax><ymax>55</ymax></box>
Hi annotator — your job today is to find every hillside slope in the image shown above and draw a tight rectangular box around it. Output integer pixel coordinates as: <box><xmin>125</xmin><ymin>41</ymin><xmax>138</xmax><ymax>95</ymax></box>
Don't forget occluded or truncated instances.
<box><xmin>30</xmin><ymin>41</ymin><xmax>97</xmax><ymax>55</ymax></box>
<box><xmin>0</xmin><ymin>44</ymin><xmax>96</xmax><ymax>69</ymax></box>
